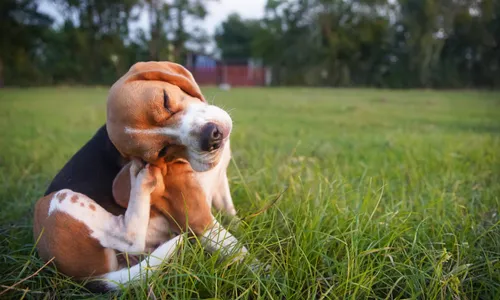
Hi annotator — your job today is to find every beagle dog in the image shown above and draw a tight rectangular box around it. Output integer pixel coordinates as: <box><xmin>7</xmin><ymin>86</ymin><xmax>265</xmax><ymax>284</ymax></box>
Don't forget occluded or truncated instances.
<box><xmin>33</xmin><ymin>62</ymin><xmax>245</xmax><ymax>291</ymax></box>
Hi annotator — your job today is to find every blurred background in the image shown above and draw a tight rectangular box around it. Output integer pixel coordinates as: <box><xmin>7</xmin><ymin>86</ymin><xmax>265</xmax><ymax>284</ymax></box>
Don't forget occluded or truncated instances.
<box><xmin>1</xmin><ymin>0</ymin><xmax>499</xmax><ymax>88</ymax></box>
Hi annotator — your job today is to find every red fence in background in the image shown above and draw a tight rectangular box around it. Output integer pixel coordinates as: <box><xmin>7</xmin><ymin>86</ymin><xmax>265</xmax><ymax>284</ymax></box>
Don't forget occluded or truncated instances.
<box><xmin>189</xmin><ymin>65</ymin><xmax>267</xmax><ymax>86</ymax></box>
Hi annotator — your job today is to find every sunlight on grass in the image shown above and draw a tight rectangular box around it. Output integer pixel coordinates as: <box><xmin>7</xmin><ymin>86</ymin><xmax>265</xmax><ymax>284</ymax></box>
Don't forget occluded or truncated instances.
<box><xmin>0</xmin><ymin>87</ymin><xmax>499</xmax><ymax>298</ymax></box>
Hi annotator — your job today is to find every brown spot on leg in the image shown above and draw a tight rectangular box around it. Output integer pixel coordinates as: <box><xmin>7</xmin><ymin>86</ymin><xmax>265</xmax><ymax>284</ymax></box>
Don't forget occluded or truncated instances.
<box><xmin>34</xmin><ymin>210</ymin><xmax>115</xmax><ymax>278</ymax></box>
<box><xmin>57</xmin><ymin>192</ymin><xmax>67</xmax><ymax>202</ymax></box>
<box><xmin>71</xmin><ymin>195</ymin><xmax>78</xmax><ymax>203</ymax></box>
<box><xmin>89</xmin><ymin>204</ymin><xmax>96</xmax><ymax>211</ymax></box>
<box><xmin>80</xmin><ymin>203</ymin><xmax>85</xmax><ymax>207</ymax></box>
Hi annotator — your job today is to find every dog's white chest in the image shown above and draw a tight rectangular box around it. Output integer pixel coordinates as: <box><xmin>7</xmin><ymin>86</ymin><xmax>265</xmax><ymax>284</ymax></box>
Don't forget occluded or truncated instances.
<box><xmin>195</xmin><ymin>142</ymin><xmax>231</xmax><ymax>205</ymax></box>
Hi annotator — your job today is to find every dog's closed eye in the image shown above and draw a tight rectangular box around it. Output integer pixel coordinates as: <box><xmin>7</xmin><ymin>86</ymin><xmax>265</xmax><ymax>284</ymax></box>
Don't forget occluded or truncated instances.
<box><xmin>158</xmin><ymin>146</ymin><xmax>168</xmax><ymax>158</ymax></box>
<box><xmin>163</xmin><ymin>89</ymin><xmax>173</xmax><ymax>114</ymax></box>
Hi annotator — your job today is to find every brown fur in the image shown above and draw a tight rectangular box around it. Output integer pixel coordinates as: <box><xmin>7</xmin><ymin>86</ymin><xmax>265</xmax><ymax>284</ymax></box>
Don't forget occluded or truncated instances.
<box><xmin>106</xmin><ymin>61</ymin><xmax>205</xmax><ymax>163</ymax></box>
<box><xmin>57</xmin><ymin>192</ymin><xmax>66</xmax><ymax>202</ymax></box>
<box><xmin>33</xmin><ymin>61</ymin><xmax>216</xmax><ymax>281</ymax></box>
<box><xmin>113</xmin><ymin>160</ymin><xmax>213</xmax><ymax>235</ymax></box>
<box><xmin>34</xmin><ymin>159</ymin><xmax>212</xmax><ymax>280</ymax></box>
<box><xmin>33</xmin><ymin>193</ymin><xmax>116</xmax><ymax>278</ymax></box>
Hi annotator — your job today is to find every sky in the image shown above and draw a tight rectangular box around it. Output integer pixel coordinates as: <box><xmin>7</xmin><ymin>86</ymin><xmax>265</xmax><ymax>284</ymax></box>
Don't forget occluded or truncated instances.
<box><xmin>39</xmin><ymin>0</ymin><xmax>267</xmax><ymax>35</ymax></box>
<box><xmin>201</xmin><ymin>0</ymin><xmax>266</xmax><ymax>34</ymax></box>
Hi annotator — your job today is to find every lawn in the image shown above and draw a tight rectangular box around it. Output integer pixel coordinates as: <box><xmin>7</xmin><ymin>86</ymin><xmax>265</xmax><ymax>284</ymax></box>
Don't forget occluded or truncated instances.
<box><xmin>0</xmin><ymin>87</ymin><xmax>499</xmax><ymax>299</ymax></box>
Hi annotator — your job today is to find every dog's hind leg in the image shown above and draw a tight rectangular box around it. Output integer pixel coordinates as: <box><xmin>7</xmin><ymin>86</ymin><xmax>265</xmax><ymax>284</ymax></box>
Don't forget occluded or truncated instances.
<box><xmin>38</xmin><ymin>161</ymin><xmax>159</xmax><ymax>255</ymax></box>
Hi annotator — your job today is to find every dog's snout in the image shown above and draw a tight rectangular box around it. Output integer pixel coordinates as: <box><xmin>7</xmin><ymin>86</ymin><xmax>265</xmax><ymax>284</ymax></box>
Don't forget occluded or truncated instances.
<box><xmin>200</xmin><ymin>122</ymin><xmax>223</xmax><ymax>152</ymax></box>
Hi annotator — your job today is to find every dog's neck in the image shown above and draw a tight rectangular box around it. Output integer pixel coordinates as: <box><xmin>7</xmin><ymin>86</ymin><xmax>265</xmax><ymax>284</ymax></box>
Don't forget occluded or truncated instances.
<box><xmin>193</xmin><ymin>141</ymin><xmax>231</xmax><ymax>199</ymax></box>
<box><xmin>111</xmin><ymin>155</ymin><xmax>232</xmax><ymax>235</ymax></box>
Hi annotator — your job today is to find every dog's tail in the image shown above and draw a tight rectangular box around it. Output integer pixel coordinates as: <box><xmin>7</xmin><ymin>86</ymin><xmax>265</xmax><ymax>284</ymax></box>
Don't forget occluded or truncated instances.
<box><xmin>87</xmin><ymin>235</ymin><xmax>182</xmax><ymax>292</ymax></box>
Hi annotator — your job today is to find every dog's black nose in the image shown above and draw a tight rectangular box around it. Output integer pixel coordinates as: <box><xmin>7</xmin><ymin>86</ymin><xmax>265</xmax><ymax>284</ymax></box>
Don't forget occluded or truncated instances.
<box><xmin>200</xmin><ymin>122</ymin><xmax>223</xmax><ymax>151</ymax></box>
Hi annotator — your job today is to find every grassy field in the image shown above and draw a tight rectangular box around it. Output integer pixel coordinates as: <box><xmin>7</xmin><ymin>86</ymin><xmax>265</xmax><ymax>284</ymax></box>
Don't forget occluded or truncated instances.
<box><xmin>0</xmin><ymin>87</ymin><xmax>499</xmax><ymax>299</ymax></box>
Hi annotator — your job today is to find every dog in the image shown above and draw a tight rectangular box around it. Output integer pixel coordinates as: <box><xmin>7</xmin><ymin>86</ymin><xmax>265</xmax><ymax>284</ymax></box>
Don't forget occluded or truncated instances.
<box><xmin>33</xmin><ymin>61</ymin><xmax>246</xmax><ymax>291</ymax></box>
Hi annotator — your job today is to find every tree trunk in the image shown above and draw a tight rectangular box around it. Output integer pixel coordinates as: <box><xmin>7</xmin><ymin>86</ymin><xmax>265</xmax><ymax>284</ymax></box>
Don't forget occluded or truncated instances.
<box><xmin>0</xmin><ymin>57</ymin><xmax>4</xmax><ymax>87</ymax></box>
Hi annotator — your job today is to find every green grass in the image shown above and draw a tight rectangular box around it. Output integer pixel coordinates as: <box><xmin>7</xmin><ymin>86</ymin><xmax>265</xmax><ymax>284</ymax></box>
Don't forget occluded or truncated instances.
<box><xmin>0</xmin><ymin>87</ymin><xmax>499</xmax><ymax>299</ymax></box>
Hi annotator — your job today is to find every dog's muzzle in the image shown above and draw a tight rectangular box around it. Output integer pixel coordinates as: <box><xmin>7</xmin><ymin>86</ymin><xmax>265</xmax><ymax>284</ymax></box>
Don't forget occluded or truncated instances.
<box><xmin>180</xmin><ymin>103</ymin><xmax>232</xmax><ymax>171</ymax></box>
<box><xmin>199</xmin><ymin>122</ymin><xmax>232</xmax><ymax>152</ymax></box>
<box><xmin>200</xmin><ymin>123</ymin><xmax>222</xmax><ymax>151</ymax></box>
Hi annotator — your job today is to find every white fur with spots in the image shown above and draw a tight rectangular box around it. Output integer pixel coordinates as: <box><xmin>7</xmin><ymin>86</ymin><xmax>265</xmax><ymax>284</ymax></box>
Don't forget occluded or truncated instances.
<box><xmin>47</xmin><ymin>161</ymin><xmax>155</xmax><ymax>254</ymax></box>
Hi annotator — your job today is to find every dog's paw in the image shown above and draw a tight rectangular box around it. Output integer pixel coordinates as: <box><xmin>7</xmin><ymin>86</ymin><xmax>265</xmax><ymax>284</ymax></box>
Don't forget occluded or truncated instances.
<box><xmin>221</xmin><ymin>246</ymin><xmax>248</xmax><ymax>268</ymax></box>
<box><xmin>226</xmin><ymin>255</ymin><xmax>271</xmax><ymax>276</ymax></box>
<box><xmin>247</xmin><ymin>258</ymin><xmax>271</xmax><ymax>273</ymax></box>
<box><xmin>130</xmin><ymin>160</ymin><xmax>161</xmax><ymax>194</ymax></box>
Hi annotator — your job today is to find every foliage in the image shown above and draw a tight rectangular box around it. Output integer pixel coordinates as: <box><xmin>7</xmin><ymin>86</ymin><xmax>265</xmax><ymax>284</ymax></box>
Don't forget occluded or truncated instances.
<box><xmin>215</xmin><ymin>13</ymin><xmax>261</xmax><ymax>62</ymax></box>
<box><xmin>216</xmin><ymin>0</ymin><xmax>500</xmax><ymax>88</ymax></box>
<box><xmin>3</xmin><ymin>0</ymin><xmax>499</xmax><ymax>88</ymax></box>
<box><xmin>145</xmin><ymin>0</ymin><xmax>215</xmax><ymax>61</ymax></box>
<box><xmin>0</xmin><ymin>87</ymin><xmax>499</xmax><ymax>298</ymax></box>
<box><xmin>0</xmin><ymin>0</ymin><xmax>52</xmax><ymax>86</ymax></box>
<box><xmin>0</xmin><ymin>0</ymin><xmax>214</xmax><ymax>86</ymax></box>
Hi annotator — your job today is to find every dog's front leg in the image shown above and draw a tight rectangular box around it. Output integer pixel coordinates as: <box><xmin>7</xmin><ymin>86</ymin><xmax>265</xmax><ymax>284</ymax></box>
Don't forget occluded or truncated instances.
<box><xmin>210</xmin><ymin>143</ymin><xmax>237</xmax><ymax>217</ymax></box>
<box><xmin>200</xmin><ymin>220</ymin><xmax>268</xmax><ymax>271</ymax></box>
<box><xmin>211</xmin><ymin>172</ymin><xmax>237</xmax><ymax>217</ymax></box>
<box><xmin>200</xmin><ymin>220</ymin><xmax>248</xmax><ymax>261</ymax></box>
<box><xmin>102</xmin><ymin>160</ymin><xmax>159</xmax><ymax>253</ymax></box>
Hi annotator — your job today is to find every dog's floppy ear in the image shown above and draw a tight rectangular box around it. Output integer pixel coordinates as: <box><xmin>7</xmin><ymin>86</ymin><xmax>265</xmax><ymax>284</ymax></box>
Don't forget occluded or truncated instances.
<box><xmin>125</xmin><ymin>61</ymin><xmax>206</xmax><ymax>102</ymax></box>
<box><xmin>112</xmin><ymin>162</ymin><xmax>132</xmax><ymax>208</ymax></box>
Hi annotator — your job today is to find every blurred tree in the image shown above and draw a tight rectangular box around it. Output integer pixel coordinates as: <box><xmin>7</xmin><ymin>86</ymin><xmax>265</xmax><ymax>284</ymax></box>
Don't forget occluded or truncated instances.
<box><xmin>144</xmin><ymin>0</ymin><xmax>170</xmax><ymax>60</ymax></box>
<box><xmin>145</xmin><ymin>0</ymin><xmax>215</xmax><ymax>63</ymax></box>
<box><xmin>52</xmin><ymin>0</ymin><xmax>141</xmax><ymax>84</ymax></box>
<box><xmin>214</xmin><ymin>0</ymin><xmax>499</xmax><ymax>88</ymax></box>
<box><xmin>215</xmin><ymin>13</ymin><xmax>261</xmax><ymax>62</ymax></box>
<box><xmin>0</xmin><ymin>0</ymin><xmax>52</xmax><ymax>86</ymax></box>
<box><xmin>1</xmin><ymin>0</ymin><xmax>499</xmax><ymax>88</ymax></box>
<box><xmin>311</xmin><ymin>0</ymin><xmax>394</xmax><ymax>86</ymax></box>
<box><xmin>394</xmin><ymin>0</ymin><xmax>463</xmax><ymax>87</ymax></box>
<box><xmin>438</xmin><ymin>0</ymin><xmax>500</xmax><ymax>88</ymax></box>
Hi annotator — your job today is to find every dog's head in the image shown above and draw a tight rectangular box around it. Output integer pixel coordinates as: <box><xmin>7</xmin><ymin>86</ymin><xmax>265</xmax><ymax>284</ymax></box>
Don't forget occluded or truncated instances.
<box><xmin>107</xmin><ymin>61</ymin><xmax>232</xmax><ymax>172</ymax></box>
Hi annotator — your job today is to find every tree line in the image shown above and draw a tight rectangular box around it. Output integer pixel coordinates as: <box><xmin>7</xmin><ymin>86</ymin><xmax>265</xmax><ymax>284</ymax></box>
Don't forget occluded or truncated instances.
<box><xmin>1</xmin><ymin>0</ymin><xmax>213</xmax><ymax>86</ymax></box>
<box><xmin>2</xmin><ymin>0</ymin><xmax>499</xmax><ymax>88</ymax></box>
